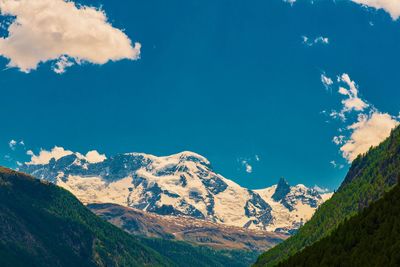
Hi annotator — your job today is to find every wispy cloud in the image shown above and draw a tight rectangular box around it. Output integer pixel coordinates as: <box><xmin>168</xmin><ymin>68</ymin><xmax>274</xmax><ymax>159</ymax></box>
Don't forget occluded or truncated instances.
<box><xmin>330</xmin><ymin>160</ymin><xmax>344</xmax><ymax>169</ymax></box>
<box><xmin>302</xmin><ymin>36</ymin><xmax>329</xmax><ymax>46</ymax></box>
<box><xmin>284</xmin><ymin>0</ymin><xmax>297</xmax><ymax>5</ymax></box>
<box><xmin>338</xmin><ymin>74</ymin><xmax>369</xmax><ymax>114</ymax></box>
<box><xmin>332</xmin><ymin>135</ymin><xmax>345</xmax><ymax>145</ymax></box>
<box><xmin>341</xmin><ymin>112</ymin><xmax>398</xmax><ymax>161</ymax></box>
<box><xmin>242</xmin><ymin>160</ymin><xmax>253</xmax><ymax>173</ymax></box>
<box><xmin>8</xmin><ymin>140</ymin><xmax>16</xmax><ymax>150</ymax></box>
<box><xmin>0</xmin><ymin>0</ymin><xmax>140</xmax><ymax>73</ymax></box>
<box><xmin>321</xmin><ymin>73</ymin><xmax>334</xmax><ymax>91</ymax></box>
<box><xmin>26</xmin><ymin>146</ymin><xmax>107</xmax><ymax>165</ymax></box>
<box><xmin>238</xmin><ymin>155</ymin><xmax>260</xmax><ymax>174</ymax></box>
<box><xmin>327</xmin><ymin>74</ymin><xmax>369</xmax><ymax>122</ymax></box>
<box><xmin>322</xmin><ymin>73</ymin><xmax>399</xmax><ymax>163</ymax></box>
<box><xmin>8</xmin><ymin>139</ymin><xmax>24</xmax><ymax>150</ymax></box>
<box><xmin>313</xmin><ymin>185</ymin><xmax>331</xmax><ymax>193</ymax></box>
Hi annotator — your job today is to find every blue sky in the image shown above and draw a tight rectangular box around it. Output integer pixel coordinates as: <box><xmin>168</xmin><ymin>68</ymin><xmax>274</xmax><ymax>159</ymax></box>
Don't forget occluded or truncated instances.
<box><xmin>1</xmin><ymin>0</ymin><xmax>400</xmax><ymax>190</ymax></box>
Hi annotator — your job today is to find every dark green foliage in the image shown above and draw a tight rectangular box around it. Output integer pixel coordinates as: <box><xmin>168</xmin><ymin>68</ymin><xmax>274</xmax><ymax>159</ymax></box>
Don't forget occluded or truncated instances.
<box><xmin>0</xmin><ymin>167</ymin><xmax>255</xmax><ymax>267</ymax></box>
<box><xmin>278</xmin><ymin>183</ymin><xmax>400</xmax><ymax>267</ymax></box>
<box><xmin>141</xmin><ymin>238</ymin><xmax>259</xmax><ymax>267</ymax></box>
<box><xmin>0</xmin><ymin>167</ymin><xmax>170</xmax><ymax>267</ymax></box>
<box><xmin>255</xmin><ymin>126</ymin><xmax>400</xmax><ymax>266</ymax></box>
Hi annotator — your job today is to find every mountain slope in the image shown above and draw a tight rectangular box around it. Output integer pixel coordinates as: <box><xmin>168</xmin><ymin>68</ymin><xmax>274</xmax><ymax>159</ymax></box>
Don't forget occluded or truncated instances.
<box><xmin>255</xmin><ymin>126</ymin><xmax>400</xmax><ymax>266</ymax></box>
<box><xmin>21</xmin><ymin>151</ymin><xmax>330</xmax><ymax>233</ymax></box>
<box><xmin>0</xmin><ymin>167</ymin><xmax>259</xmax><ymax>267</ymax></box>
<box><xmin>279</xmin><ymin>182</ymin><xmax>400</xmax><ymax>267</ymax></box>
<box><xmin>88</xmin><ymin>203</ymin><xmax>287</xmax><ymax>251</ymax></box>
<box><xmin>0</xmin><ymin>167</ymin><xmax>169</xmax><ymax>267</ymax></box>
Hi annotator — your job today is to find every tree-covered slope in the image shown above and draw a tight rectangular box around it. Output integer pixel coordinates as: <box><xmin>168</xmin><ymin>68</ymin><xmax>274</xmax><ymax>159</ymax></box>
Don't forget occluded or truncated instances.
<box><xmin>255</xmin><ymin>126</ymin><xmax>400</xmax><ymax>266</ymax></box>
<box><xmin>278</xmin><ymin>182</ymin><xmax>400</xmax><ymax>267</ymax></box>
<box><xmin>0</xmin><ymin>167</ymin><xmax>171</xmax><ymax>267</ymax></box>
<box><xmin>141</xmin><ymin>238</ymin><xmax>259</xmax><ymax>267</ymax></box>
<box><xmin>0</xmin><ymin>167</ymin><xmax>256</xmax><ymax>267</ymax></box>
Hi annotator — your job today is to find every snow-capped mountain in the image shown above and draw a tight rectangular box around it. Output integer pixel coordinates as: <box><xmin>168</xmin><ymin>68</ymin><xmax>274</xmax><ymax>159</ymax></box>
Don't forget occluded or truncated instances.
<box><xmin>255</xmin><ymin>178</ymin><xmax>332</xmax><ymax>234</ymax></box>
<box><xmin>21</xmin><ymin>151</ymin><xmax>332</xmax><ymax>233</ymax></box>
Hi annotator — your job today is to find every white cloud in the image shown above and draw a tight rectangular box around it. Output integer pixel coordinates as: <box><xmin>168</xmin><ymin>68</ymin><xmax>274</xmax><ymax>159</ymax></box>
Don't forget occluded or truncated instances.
<box><xmin>0</xmin><ymin>0</ymin><xmax>140</xmax><ymax>73</ymax></box>
<box><xmin>245</xmin><ymin>162</ymin><xmax>253</xmax><ymax>173</ymax></box>
<box><xmin>330</xmin><ymin>160</ymin><xmax>338</xmax><ymax>168</ymax></box>
<box><xmin>329</xmin><ymin>74</ymin><xmax>369</xmax><ymax>121</ymax></box>
<box><xmin>332</xmin><ymin>135</ymin><xmax>345</xmax><ymax>145</ymax></box>
<box><xmin>321</xmin><ymin>73</ymin><xmax>333</xmax><ymax>90</ymax></box>
<box><xmin>339</xmin><ymin>74</ymin><xmax>369</xmax><ymax>113</ymax></box>
<box><xmin>325</xmin><ymin>73</ymin><xmax>399</xmax><ymax>163</ymax></box>
<box><xmin>315</xmin><ymin>36</ymin><xmax>329</xmax><ymax>44</ymax></box>
<box><xmin>85</xmin><ymin>150</ymin><xmax>107</xmax><ymax>163</ymax></box>
<box><xmin>341</xmin><ymin>112</ymin><xmax>399</xmax><ymax>162</ymax></box>
<box><xmin>313</xmin><ymin>185</ymin><xmax>330</xmax><ymax>193</ymax></box>
<box><xmin>8</xmin><ymin>139</ymin><xmax>25</xmax><ymax>150</ymax></box>
<box><xmin>284</xmin><ymin>0</ymin><xmax>297</xmax><ymax>5</ymax></box>
<box><xmin>52</xmin><ymin>55</ymin><xmax>74</xmax><ymax>74</ymax></box>
<box><xmin>240</xmin><ymin>159</ymin><xmax>253</xmax><ymax>173</ymax></box>
<box><xmin>330</xmin><ymin>110</ymin><xmax>346</xmax><ymax>121</ymax></box>
<box><xmin>8</xmin><ymin>139</ymin><xmax>17</xmax><ymax>150</ymax></box>
<box><xmin>26</xmin><ymin>146</ymin><xmax>107</xmax><ymax>165</ymax></box>
<box><xmin>302</xmin><ymin>36</ymin><xmax>329</xmax><ymax>46</ymax></box>
<box><xmin>352</xmin><ymin>0</ymin><xmax>400</xmax><ymax>20</ymax></box>
<box><xmin>27</xmin><ymin>146</ymin><xmax>74</xmax><ymax>165</ymax></box>
<box><xmin>329</xmin><ymin>160</ymin><xmax>344</xmax><ymax>169</ymax></box>
<box><xmin>255</xmin><ymin>155</ymin><xmax>260</xmax><ymax>162</ymax></box>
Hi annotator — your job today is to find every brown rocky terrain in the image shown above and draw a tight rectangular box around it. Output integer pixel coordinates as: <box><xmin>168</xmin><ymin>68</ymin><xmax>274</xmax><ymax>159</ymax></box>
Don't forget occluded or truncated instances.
<box><xmin>89</xmin><ymin>203</ymin><xmax>288</xmax><ymax>252</ymax></box>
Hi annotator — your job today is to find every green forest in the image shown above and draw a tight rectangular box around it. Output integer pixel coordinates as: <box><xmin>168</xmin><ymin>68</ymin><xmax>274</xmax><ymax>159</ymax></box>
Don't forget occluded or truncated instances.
<box><xmin>279</xmin><ymin>182</ymin><xmax>400</xmax><ymax>267</ymax></box>
<box><xmin>255</xmin><ymin>126</ymin><xmax>400</xmax><ymax>266</ymax></box>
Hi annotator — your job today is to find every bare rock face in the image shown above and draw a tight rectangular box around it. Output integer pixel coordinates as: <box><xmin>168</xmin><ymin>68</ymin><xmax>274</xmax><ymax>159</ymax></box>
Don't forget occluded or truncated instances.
<box><xmin>272</xmin><ymin>177</ymin><xmax>291</xmax><ymax>202</ymax></box>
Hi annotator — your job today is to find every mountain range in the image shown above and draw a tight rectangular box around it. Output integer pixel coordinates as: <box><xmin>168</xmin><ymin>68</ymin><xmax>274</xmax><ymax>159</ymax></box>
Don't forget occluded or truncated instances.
<box><xmin>0</xmin><ymin>167</ymin><xmax>263</xmax><ymax>267</ymax></box>
<box><xmin>21</xmin><ymin>151</ymin><xmax>331</xmax><ymax>234</ymax></box>
<box><xmin>4</xmin><ymin>125</ymin><xmax>400</xmax><ymax>267</ymax></box>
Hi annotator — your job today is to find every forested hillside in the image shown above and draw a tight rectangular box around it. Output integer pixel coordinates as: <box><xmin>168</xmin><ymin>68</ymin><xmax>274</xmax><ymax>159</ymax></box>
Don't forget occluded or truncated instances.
<box><xmin>255</xmin><ymin>126</ymin><xmax>400</xmax><ymax>266</ymax></box>
<box><xmin>278</xmin><ymin>183</ymin><xmax>400</xmax><ymax>267</ymax></box>
<box><xmin>0</xmin><ymin>167</ymin><xmax>169</xmax><ymax>267</ymax></box>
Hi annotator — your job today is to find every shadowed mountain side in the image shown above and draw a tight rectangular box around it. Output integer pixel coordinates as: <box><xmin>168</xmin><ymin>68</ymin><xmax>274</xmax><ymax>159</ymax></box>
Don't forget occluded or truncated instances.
<box><xmin>0</xmin><ymin>167</ymin><xmax>169</xmax><ymax>267</ymax></box>
<box><xmin>279</xmin><ymin>183</ymin><xmax>400</xmax><ymax>267</ymax></box>
<box><xmin>255</xmin><ymin>126</ymin><xmax>400</xmax><ymax>266</ymax></box>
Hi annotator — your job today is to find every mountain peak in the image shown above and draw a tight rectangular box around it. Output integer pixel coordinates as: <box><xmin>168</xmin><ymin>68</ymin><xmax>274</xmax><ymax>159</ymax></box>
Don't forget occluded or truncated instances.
<box><xmin>278</xmin><ymin>177</ymin><xmax>289</xmax><ymax>186</ymax></box>
<box><xmin>124</xmin><ymin>151</ymin><xmax>210</xmax><ymax>165</ymax></box>
<box><xmin>272</xmin><ymin>177</ymin><xmax>291</xmax><ymax>202</ymax></box>
<box><xmin>175</xmin><ymin>151</ymin><xmax>210</xmax><ymax>166</ymax></box>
